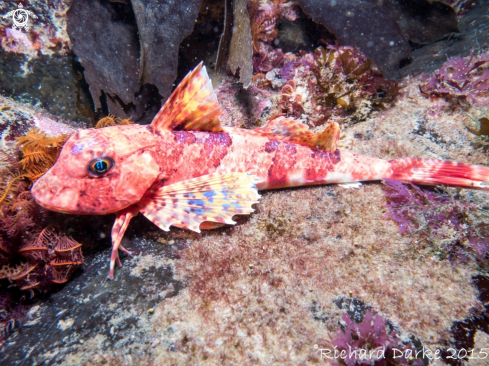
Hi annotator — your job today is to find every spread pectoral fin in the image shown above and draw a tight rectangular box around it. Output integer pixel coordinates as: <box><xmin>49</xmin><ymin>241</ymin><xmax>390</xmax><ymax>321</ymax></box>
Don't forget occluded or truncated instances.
<box><xmin>138</xmin><ymin>173</ymin><xmax>261</xmax><ymax>233</ymax></box>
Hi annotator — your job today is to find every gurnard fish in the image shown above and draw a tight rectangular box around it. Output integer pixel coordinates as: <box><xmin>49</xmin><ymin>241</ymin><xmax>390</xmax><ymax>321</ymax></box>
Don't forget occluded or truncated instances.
<box><xmin>31</xmin><ymin>63</ymin><xmax>489</xmax><ymax>279</ymax></box>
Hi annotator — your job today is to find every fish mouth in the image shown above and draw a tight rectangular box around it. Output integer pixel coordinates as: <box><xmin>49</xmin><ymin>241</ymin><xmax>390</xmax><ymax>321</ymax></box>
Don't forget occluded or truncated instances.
<box><xmin>33</xmin><ymin>198</ymin><xmax>79</xmax><ymax>214</ymax></box>
<box><xmin>31</xmin><ymin>176</ymin><xmax>81</xmax><ymax>214</ymax></box>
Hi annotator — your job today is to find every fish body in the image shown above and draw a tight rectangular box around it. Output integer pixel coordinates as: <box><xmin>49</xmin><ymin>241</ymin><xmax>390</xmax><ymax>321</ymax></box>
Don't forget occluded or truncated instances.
<box><xmin>32</xmin><ymin>123</ymin><xmax>390</xmax><ymax>213</ymax></box>
<box><xmin>31</xmin><ymin>63</ymin><xmax>489</xmax><ymax>279</ymax></box>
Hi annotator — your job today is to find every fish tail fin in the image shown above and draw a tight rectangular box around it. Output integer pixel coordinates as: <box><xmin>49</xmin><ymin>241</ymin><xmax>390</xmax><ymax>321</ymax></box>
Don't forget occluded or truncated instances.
<box><xmin>387</xmin><ymin>158</ymin><xmax>489</xmax><ymax>190</ymax></box>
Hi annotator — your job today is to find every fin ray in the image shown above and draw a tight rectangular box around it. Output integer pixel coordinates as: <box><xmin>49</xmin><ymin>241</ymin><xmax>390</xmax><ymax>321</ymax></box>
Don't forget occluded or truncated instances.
<box><xmin>150</xmin><ymin>62</ymin><xmax>223</xmax><ymax>133</ymax></box>
<box><xmin>138</xmin><ymin>172</ymin><xmax>261</xmax><ymax>233</ymax></box>
<box><xmin>253</xmin><ymin>116</ymin><xmax>340</xmax><ymax>152</ymax></box>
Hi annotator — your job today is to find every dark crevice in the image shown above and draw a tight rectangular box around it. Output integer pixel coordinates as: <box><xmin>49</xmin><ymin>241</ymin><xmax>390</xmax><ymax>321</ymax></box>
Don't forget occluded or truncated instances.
<box><xmin>104</xmin><ymin>0</ymin><xmax>141</xmax><ymax>61</ymax></box>
<box><xmin>72</xmin><ymin>54</ymin><xmax>106</xmax><ymax>126</ymax></box>
<box><xmin>441</xmin><ymin>274</ymin><xmax>489</xmax><ymax>365</ymax></box>
<box><xmin>277</xmin><ymin>6</ymin><xmax>336</xmax><ymax>54</ymax></box>
<box><xmin>176</xmin><ymin>0</ymin><xmax>225</xmax><ymax>89</ymax></box>
<box><xmin>133</xmin><ymin>83</ymin><xmax>163</xmax><ymax>125</ymax></box>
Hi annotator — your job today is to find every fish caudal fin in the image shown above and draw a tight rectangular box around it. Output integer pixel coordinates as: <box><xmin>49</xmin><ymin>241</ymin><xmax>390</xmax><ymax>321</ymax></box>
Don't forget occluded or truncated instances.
<box><xmin>388</xmin><ymin>158</ymin><xmax>489</xmax><ymax>190</ymax></box>
<box><xmin>138</xmin><ymin>172</ymin><xmax>261</xmax><ymax>233</ymax></box>
<box><xmin>150</xmin><ymin>62</ymin><xmax>223</xmax><ymax>133</ymax></box>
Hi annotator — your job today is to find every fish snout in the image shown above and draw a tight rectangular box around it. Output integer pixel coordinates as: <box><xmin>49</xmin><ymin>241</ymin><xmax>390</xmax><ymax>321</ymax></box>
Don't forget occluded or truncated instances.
<box><xmin>31</xmin><ymin>175</ymin><xmax>80</xmax><ymax>214</ymax></box>
<box><xmin>32</xmin><ymin>173</ymin><xmax>136</xmax><ymax>215</ymax></box>
<box><xmin>31</xmin><ymin>176</ymin><xmax>52</xmax><ymax>204</ymax></box>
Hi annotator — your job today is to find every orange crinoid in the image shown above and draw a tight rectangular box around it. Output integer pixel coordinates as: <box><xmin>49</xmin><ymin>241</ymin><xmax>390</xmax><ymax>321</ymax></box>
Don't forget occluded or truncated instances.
<box><xmin>0</xmin><ymin>130</ymin><xmax>84</xmax><ymax>342</ymax></box>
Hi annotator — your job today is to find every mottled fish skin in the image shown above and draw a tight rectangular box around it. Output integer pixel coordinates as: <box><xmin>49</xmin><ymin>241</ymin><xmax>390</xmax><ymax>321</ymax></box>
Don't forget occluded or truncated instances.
<box><xmin>153</xmin><ymin>127</ymin><xmax>392</xmax><ymax>190</ymax></box>
<box><xmin>32</xmin><ymin>123</ymin><xmax>389</xmax><ymax>216</ymax></box>
<box><xmin>33</xmin><ymin>122</ymin><xmax>489</xmax><ymax>217</ymax></box>
<box><xmin>140</xmin><ymin>126</ymin><xmax>489</xmax><ymax>191</ymax></box>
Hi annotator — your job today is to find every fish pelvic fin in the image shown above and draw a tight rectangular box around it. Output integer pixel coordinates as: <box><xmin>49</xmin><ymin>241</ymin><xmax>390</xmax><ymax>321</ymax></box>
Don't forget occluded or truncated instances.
<box><xmin>138</xmin><ymin>173</ymin><xmax>261</xmax><ymax>233</ymax></box>
<box><xmin>253</xmin><ymin>115</ymin><xmax>340</xmax><ymax>152</ymax></box>
<box><xmin>109</xmin><ymin>206</ymin><xmax>139</xmax><ymax>280</ymax></box>
<box><xmin>150</xmin><ymin>62</ymin><xmax>223</xmax><ymax>133</ymax></box>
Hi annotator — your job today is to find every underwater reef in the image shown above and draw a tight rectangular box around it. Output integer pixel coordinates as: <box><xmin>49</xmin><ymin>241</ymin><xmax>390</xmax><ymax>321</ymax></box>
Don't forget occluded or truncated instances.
<box><xmin>0</xmin><ymin>127</ymin><xmax>85</xmax><ymax>345</ymax></box>
<box><xmin>0</xmin><ymin>0</ymin><xmax>489</xmax><ymax>365</ymax></box>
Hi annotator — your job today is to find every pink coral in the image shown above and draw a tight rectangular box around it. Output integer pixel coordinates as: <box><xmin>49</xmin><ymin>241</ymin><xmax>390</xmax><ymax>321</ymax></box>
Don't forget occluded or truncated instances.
<box><xmin>420</xmin><ymin>51</ymin><xmax>489</xmax><ymax>106</ymax></box>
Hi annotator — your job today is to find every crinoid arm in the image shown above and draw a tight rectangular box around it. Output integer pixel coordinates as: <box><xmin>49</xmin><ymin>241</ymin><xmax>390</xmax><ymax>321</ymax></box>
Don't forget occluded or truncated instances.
<box><xmin>18</xmin><ymin>228</ymin><xmax>53</xmax><ymax>261</ymax></box>
<box><xmin>15</xmin><ymin>128</ymin><xmax>70</xmax><ymax>182</ymax></box>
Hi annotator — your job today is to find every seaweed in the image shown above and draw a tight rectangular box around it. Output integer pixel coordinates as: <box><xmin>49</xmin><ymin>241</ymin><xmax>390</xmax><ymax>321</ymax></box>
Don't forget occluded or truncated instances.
<box><xmin>228</xmin><ymin>0</ymin><xmax>254</xmax><ymax>86</ymax></box>
<box><xmin>247</xmin><ymin>0</ymin><xmax>296</xmax><ymax>74</ymax></box>
<box><xmin>382</xmin><ymin>179</ymin><xmax>489</xmax><ymax>264</ymax></box>
<box><xmin>330</xmin><ymin>310</ymin><xmax>421</xmax><ymax>366</ymax></box>
<box><xmin>315</xmin><ymin>46</ymin><xmax>398</xmax><ymax>110</ymax></box>
<box><xmin>420</xmin><ymin>51</ymin><xmax>489</xmax><ymax>107</ymax></box>
<box><xmin>308</xmin><ymin>46</ymin><xmax>398</xmax><ymax>125</ymax></box>
<box><xmin>0</xmin><ymin>130</ymin><xmax>83</xmax><ymax>347</ymax></box>
<box><xmin>467</xmin><ymin>111</ymin><xmax>489</xmax><ymax>153</ymax></box>
<box><xmin>278</xmin><ymin>80</ymin><xmax>305</xmax><ymax>117</ymax></box>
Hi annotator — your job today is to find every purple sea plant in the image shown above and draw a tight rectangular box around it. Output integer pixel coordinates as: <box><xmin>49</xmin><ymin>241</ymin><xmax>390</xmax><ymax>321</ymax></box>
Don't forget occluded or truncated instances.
<box><xmin>330</xmin><ymin>311</ymin><xmax>415</xmax><ymax>366</ymax></box>
<box><xmin>280</xmin><ymin>60</ymin><xmax>295</xmax><ymax>80</ymax></box>
<box><xmin>382</xmin><ymin>179</ymin><xmax>489</xmax><ymax>262</ymax></box>
<box><xmin>420</xmin><ymin>51</ymin><xmax>489</xmax><ymax>106</ymax></box>
<box><xmin>382</xmin><ymin>179</ymin><xmax>460</xmax><ymax>235</ymax></box>
<box><xmin>467</xmin><ymin>229</ymin><xmax>489</xmax><ymax>258</ymax></box>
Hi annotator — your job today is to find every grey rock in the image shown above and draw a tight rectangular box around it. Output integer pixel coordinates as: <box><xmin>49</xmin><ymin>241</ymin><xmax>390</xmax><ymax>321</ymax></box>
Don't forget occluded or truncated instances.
<box><xmin>296</xmin><ymin>0</ymin><xmax>411</xmax><ymax>79</ymax></box>
<box><xmin>67</xmin><ymin>0</ymin><xmax>203</xmax><ymax>123</ymax></box>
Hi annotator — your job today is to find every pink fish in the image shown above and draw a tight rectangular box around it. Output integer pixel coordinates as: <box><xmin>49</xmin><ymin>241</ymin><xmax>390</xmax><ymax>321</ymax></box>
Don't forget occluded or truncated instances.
<box><xmin>31</xmin><ymin>63</ymin><xmax>489</xmax><ymax>279</ymax></box>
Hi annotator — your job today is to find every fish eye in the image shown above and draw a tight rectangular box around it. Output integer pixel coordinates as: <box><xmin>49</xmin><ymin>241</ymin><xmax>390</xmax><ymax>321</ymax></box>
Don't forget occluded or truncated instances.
<box><xmin>87</xmin><ymin>157</ymin><xmax>114</xmax><ymax>177</ymax></box>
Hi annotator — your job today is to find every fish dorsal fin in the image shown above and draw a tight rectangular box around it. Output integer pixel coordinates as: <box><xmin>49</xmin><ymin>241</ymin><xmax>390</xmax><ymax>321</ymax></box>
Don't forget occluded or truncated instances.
<box><xmin>150</xmin><ymin>62</ymin><xmax>223</xmax><ymax>133</ymax></box>
<box><xmin>253</xmin><ymin>116</ymin><xmax>340</xmax><ymax>152</ymax></box>
<box><xmin>138</xmin><ymin>172</ymin><xmax>261</xmax><ymax>233</ymax></box>
<box><xmin>254</xmin><ymin>114</ymin><xmax>310</xmax><ymax>136</ymax></box>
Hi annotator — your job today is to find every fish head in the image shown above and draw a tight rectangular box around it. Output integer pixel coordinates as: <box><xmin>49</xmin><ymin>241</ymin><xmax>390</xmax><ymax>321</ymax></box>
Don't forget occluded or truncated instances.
<box><xmin>32</xmin><ymin>126</ymin><xmax>160</xmax><ymax>214</ymax></box>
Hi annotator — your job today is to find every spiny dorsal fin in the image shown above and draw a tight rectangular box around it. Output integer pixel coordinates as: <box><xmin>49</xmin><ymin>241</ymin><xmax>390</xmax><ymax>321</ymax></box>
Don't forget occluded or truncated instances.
<box><xmin>150</xmin><ymin>62</ymin><xmax>223</xmax><ymax>133</ymax></box>
<box><xmin>253</xmin><ymin>116</ymin><xmax>340</xmax><ymax>152</ymax></box>
<box><xmin>138</xmin><ymin>172</ymin><xmax>261</xmax><ymax>233</ymax></box>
